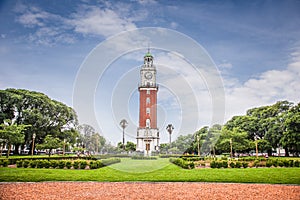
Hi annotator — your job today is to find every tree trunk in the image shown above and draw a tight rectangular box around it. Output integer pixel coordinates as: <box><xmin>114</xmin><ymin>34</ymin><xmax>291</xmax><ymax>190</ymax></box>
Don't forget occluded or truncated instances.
<box><xmin>6</xmin><ymin>144</ymin><xmax>11</xmax><ymax>158</ymax></box>
<box><xmin>285</xmin><ymin>148</ymin><xmax>289</xmax><ymax>157</ymax></box>
<box><xmin>14</xmin><ymin>144</ymin><xmax>20</xmax><ymax>155</ymax></box>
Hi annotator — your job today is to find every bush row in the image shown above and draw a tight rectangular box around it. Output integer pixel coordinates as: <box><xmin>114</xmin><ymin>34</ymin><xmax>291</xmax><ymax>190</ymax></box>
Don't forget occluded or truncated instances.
<box><xmin>14</xmin><ymin>158</ymin><xmax>121</xmax><ymax>169</ymax></box>
<box><xmin>210</xmin><ymin>161</ymin><xmax>249</xmax><ymax>168</ymax></box>
<box><xmin>159</xmin><ymin>154</ymin><xmax>181</xmax><ymax>158</ymax></box>
<box><xmin>266</xmin><ymin>159</ymin><xmax>300</xmax><ymax>168</ymax></box>
<box><xmin>181</xmin><ymin>157</ymin><xmax>205</xmax><ymax>161</ymax></box>
<box><xmin>131</xmin><ymin>155</ymin><xmax>157</xmax><ymax>160</ymax></box>
<box><xmin>0</xmin><ymin>159</ymin><xmax>9</xmax><ymax>167</ymax></box>
<box><xmin>0</xmin><ymin>156</ymin><xmax>94</xmax><ymax>165</ymax></box>
<box><xmin>169</xmin><ymin>158</ymin><xmax>195</xmax><ymax>169</ymax></box>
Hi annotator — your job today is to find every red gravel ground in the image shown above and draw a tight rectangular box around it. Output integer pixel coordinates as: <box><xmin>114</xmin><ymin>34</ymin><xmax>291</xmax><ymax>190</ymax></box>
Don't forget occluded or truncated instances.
<box><xmin>0</xmin><ymin>182</ymin><xmax>299</xmax><ymax>200</ymax></box>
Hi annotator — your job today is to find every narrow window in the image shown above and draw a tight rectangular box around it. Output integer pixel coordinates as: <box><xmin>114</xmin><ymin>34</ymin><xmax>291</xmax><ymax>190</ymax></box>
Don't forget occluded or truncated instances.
<box><xmin>146</xmin><ymin>97</ymin><xmax>150</xmax><ymax>104</ymax></box>
<box><xmin>146</xmin><ymin>107</ymin><xmax>150</xmax><ymax>115</ymax></box>
<box><xmin>146</xmin><ymin>90</ymin><xmax>150</xmax><ymax>95</ymax></box>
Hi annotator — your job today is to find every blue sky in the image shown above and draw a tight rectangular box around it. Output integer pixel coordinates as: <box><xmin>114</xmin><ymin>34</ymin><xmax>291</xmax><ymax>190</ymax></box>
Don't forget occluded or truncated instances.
<box><xmin>0</xmin><ymin>0</ymin><xmax>300</xmax><ymax>144</ymax></box>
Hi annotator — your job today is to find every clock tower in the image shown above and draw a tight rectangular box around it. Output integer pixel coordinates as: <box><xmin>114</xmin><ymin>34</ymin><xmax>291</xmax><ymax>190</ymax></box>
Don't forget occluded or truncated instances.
<box><xmin>136</xmin><ymin>51</ymin><xmax>159</xmax><ymax>155</ymax></box>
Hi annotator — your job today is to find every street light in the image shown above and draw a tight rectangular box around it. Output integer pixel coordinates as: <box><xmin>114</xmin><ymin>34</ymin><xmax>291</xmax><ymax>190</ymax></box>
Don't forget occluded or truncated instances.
<box><xmin>31</xmin><ymin>133</ymin><xmax>36</xmax><ymax>156</ymax></box>
<box><xmin>197</xmin><ymin>135</ymin><xmax>200</xmax><ymax>157</ymax></box>
<box><xmin>166</xmin><ymin>124</ymin><xmax>174</xmax><ymax>147</ymax></box>
<box><xmin>230</xmin><ymin>138</ymin><xmax>233</xmax><ymax>158</ymax></box>
<box><xmin>63</xmin><ymin>139</ymin><xmax>66</xmax><ymax>156</ymax></box>
<box><xmin>254</xmin><ymin>134</ymin><xmax>261</xmax><ymax>158</ymax></box>
<box><xmin>120</xmin><ymin>119</ymin><xmax>128</xmax><ymax>150</ymax></box>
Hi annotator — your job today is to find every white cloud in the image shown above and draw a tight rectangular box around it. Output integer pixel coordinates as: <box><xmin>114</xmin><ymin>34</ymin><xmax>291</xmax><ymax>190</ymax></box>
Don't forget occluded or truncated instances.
<box><xmin>67</xmin><ymin>6</ymin><xmax>137</xmax><ymax>37</ymax></box>
<box><xmin>224</xmin><ymin>48</ymin><xmax>300</xmax><ymax>120</ymax></box>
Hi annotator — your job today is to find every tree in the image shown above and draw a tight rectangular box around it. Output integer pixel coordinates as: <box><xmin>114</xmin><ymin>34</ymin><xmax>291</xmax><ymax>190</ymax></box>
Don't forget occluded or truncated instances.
<box><xmin>171</xmin><ymin>134</ymin><xmax>194</xmax><ymax>153</ymax></box>
<box><xmin>125</xmin><ymin>141</ymin><xmax>136</xmax><ymax>152</ymax></box>
<box><xmin>281</xmin><ymin>103</ymin><xmax>300</xmax><ymax>156</ymax></box>
<box><xmin>0</xmin><ymin>120</ymin><xmax>29</xmax><ymax>157</ymax></box>
<box><xmin>36</xmin><ymin>135</ymin><xmax>62</xmax><ymax>157</ymax></box>
<box><xmin>0</xmin><ymin>89</ymin><xmax>78</xmax><ymax>155</ymax></box>
<box><xmin>215</xmin><ymin>127</ymin><xmax>251</xmax><ymax>155</ymax></box>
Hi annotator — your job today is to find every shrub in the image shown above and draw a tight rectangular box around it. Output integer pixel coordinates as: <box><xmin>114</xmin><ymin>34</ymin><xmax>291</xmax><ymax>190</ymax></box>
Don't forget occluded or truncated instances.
<box><xmin>283</xmin><ymin>160</ymin><xmax>289</xmax><ymax>167</ymax></box>
<box><xmin>210</xmin><ymin>161</ymin><xmax>216</xmax><ymax>168</ymax></box>
<box><xmin>80</xmin><ymin>160</ymin><xmax>87</xmax><ymax>169</ymax></box>
<box><xmin>229</xmin><ymin>162</ymin><xmax>235</xmax><ymax>168</ymax></box>
<box><xmin>2</xmin><ymin>159</ymin><xmax>9</xmax><ymax>167</ymax></box>
<box><xmin>102</xmin><ymin>158</ymin><xmax>121</xmax><ymax>166</ymax></box>
<box><xmin>253</xmin><ymin>160</ymin><xmax>260</xmax><ymax>168</ymax></box>
<box><xmin>289</xmin><ymin>160</ymin><xmax>294</xmax><ymax>167</ymax></box>
<box><xmin>96</xmin><ymin>160</ymin><xmax>103</xmax><ymax>168</ymax></box>
<box><xmin>44</xmin><ymin>160</ymin><xmax>50</xmax><ymax>168</ymax></box>
<box><xmin>16</xmin><ymin>160</ymin><xmax>23</xmax><ymax>168</ymax></box>
<box><xmin>242</xmin><ymin>162</ymin><xmax>249</xmax><ymax>168</ymax></box>
<box><xmin>65</xmin><ymin>161</ymin><xmax>72</xmax><ymax>169</ymax></box>
<box><xmin>235</xmin><ymin>161</ymin><xmax>242</xmax><ymax>168</ymax></box>
<box><xmin>36</xmin><ymin>160</ymin><xmax>45</xmax><ymax>168</ymax></box>
<box><xmin>222</xmin><ymin>161</ymin><xmax>228</xmax><ymax>168</ymax></box>
<box><xmin>23</xmin><ymin>160</ymin><xmax>30</xmax><ymax>168</ymax></box>
<box><xmin>73</xmin><ymin>161</ymin><xmax>80</xmax><ymax>169</ymax></box>
<box><xmin>216</xmin><ymin>161</ymin><xmax>223</xmax><ymax>168</ymax></box>
<box><xmin>294</xmin><ymin>160</ymin><xmax>300</xmax><ymax>167</ymax></box>
<box><xmin>170</xmin><ymin>158</ymin><xmax>194</xmax><ymax>169</ymax></box>
<box><xmin>29</xmin><ymin>160</ymin><xmax>37</xmax><ymax>168</ymax></box>
<box><xmin>132</xmin><ymin>155</ymin><xmax>157</xmax><ymax>160</ymax></box>
<box><xmin>266</xmin><ymin>160</ymin><xmax>273</xmax><ymax>168</ymax></box>
<box><xmin>58</xmin><ymin>160</ymin><xmax>66</xmax><ymax>169</ymax></box>
<box><xmin>50</xmin><ymin>160</ymin><xmax>58</xmax><ymax>169</ymax></box>
<box><xmin>273</xmin><ymin>160</ymin><xmax>279</xmax><ymax>167</ymax></box>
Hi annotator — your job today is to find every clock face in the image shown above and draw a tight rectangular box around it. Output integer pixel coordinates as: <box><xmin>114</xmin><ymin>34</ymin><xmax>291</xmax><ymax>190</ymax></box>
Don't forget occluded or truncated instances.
<box><xmin>144</xmin><ymin>72</ymin><xmax>153</xmax><ymax>79</ymax></box>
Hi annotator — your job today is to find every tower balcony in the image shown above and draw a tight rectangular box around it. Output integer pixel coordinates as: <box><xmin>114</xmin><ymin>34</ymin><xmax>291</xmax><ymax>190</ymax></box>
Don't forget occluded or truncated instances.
<box><xmin>138</xmin><ymin>83</ymin><xmax>159</xmax><ymax>89</ymax></box>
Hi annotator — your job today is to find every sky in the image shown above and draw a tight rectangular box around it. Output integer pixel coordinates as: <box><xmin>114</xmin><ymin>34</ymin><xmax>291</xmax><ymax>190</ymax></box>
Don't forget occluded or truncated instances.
<box><xmin>0</xmin><ymin>0</ymin><xmax>300</xmax><ymax>145</ymax></box>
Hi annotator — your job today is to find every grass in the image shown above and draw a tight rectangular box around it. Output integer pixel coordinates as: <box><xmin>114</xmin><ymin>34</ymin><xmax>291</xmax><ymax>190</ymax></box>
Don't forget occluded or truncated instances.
<box><xmin>1</xmin><ymin>158</ymin><xmax>299</xmax><ymax>184</ymax></box>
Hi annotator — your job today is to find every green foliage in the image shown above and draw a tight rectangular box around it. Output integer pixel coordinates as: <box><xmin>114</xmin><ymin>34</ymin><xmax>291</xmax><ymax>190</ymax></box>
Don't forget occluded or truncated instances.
<box><xmin>242</xmin><ymin>162</ymin><xmax>248</xmax><ymax>168</ymax></box>
<box><xmin>16</xmin><ymin>160</ymin><xmax>23</xmax><ymax>168</ymax></box>
<box><xmin>229</xmin><ymin>162</ymin><xmax>235</xmax><ymax>168</ymax></box>
<box><xmin>102</xmin><ymin>158</ymin><xmax>121</xmax><ymax>166</ymax></box>
<box><xmin>23</xmin><ymin>160</ymin><xmax>30</xmax><ymax>168</ymax></box>
<box><xmin>294</xmin><ymin>160</ymin><xmax>300</xmax><ymax>167</ymax></box>
<box><xmin>80</xmin><ymin>160</ymin><xmax>87</xmax><ymax>169</ymax></box>
<box><xmin>131</xmin><ymin>155</ymin><xmax>157</xmax><ymax>160</ymax></box>
<box><xmin>50</xmin><ymin>160</ymin><xmax>58</xmax><ymax>169</ymax></box>
<box><xmin>266</xmin><ymin>160</ymin><xmax>273</xmax><ymax>168</ymax></box>
<box><xmin>222</xmin><ymin>161</ymin><xmax>228</xmax><ymax>168</ymax></box>
<box><xmin>169</xmin><ymin>158</ymin><xmax>195</xmax><ymax>169</ymax></box>
<box><xmin>58</xmin><ymin>160</ymin><xmax>66</xmax><ymax>169</ymax></box>
<box><xmin>73</xmin><ymin>161</ymin><xmax>80</xmax><ymax>169</ymax></box>
<box><xmin>36</xmin><ymin>135</ymin><xmax>62</xmax><ymax>157</ymax></box>
<box><xmin>235</xmin><ymin>161</ymin><xmax>242</xmax><ymax>168</ymax></box>
<box><xmin>44</xmin><ymin>160</ymin><xmax>50</xmax><ymax>168</ymax></box>
<box><xmin>65</xmin><ymin>161</ymin><xmax>72</xmax><ymax>169</ymax></box>
<box><xmin>29</xmin><ymin>160</ymin><xmax>37</xmax><ymax>168</ymax></box>
<box><xmin>36</xmin><ymin>160</ymin><xmax>44</xmax><ymax>168</ymax></box>
<box><xmin>253</xmin><ymin>160</ymin><xmax>260</xmax><ymax>168</ymax></box>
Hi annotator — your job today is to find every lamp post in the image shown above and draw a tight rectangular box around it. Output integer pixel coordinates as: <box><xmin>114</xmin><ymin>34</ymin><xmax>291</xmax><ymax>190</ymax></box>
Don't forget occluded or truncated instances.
<box><xmin>166</xmin><ymin>124</ymin><xmax>174</xmax><ymax>148</ymax></box>
<box><xmin>120</xmin><ymin>119</ymin><xmax>128</xmax><ymax>150</ymax></box>
<box><xmin>197</xmin><ymin>135</ymin><xmax>200</xmax><ymax>157</ymax></box>
<box><xmin>63</xmin><ymin>139</ymin><xmax>66</xmax><ymax>156</ymax></box>
<box><xmin>31</xmin><ymin>133</ymin><xmax>36</xmax><ymax>156</ymax></box>
<box><xmin>254</xmin><ymin>134</ymin><xmax>261</xmax><ymax>158</ymax></box>
<box><xmin>230</xmin><ymin>138</ymin><xmax>233</xmax><ymax>158</ymax></box>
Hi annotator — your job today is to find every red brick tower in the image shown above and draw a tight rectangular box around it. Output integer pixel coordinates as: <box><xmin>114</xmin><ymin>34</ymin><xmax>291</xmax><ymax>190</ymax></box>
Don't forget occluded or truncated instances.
<box><xmin>136</xmin><ymin>51</ymin><xmax>159</xmax><ymax>155</ymax></box>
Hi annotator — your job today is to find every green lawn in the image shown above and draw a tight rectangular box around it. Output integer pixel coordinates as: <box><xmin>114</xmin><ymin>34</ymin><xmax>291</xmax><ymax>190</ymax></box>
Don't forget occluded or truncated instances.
<box><xmin>0</xmin><ymin>158</ymin><xmax>299</xmax><ymax>184</ymax></box>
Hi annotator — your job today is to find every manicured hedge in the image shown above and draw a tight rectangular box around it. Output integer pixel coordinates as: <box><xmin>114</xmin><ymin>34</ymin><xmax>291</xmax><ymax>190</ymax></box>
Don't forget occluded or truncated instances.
<box><xmin>131</xmin><ymin>155</ymin><xmax>157</xmax><ymax>160</ymax></box>
<box><xmin>169</xmin><ymin>158</ymin><xmax>195</xmax><ymax>169</ymax></box>
<box><xmin>14</xmin><ymin>158</ymin><xmax>120</xmax><ymax>170</ymax></box>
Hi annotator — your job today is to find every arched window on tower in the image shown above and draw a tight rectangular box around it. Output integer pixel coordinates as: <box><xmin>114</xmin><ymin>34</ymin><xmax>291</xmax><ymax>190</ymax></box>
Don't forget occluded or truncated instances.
<box><xmin>146</xmin><ymin>119</ymin><xmax>151</xmax><ymax>128</ymax></box>
<box><xmin>146</xmin><ymin>97</ymin><xmax>150</xmax><ymax>105</ymax></box>
<box><xmin>146</xmin><ymin>107</ymin><xmax>150</xmax><ymax>115</ymax></box>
